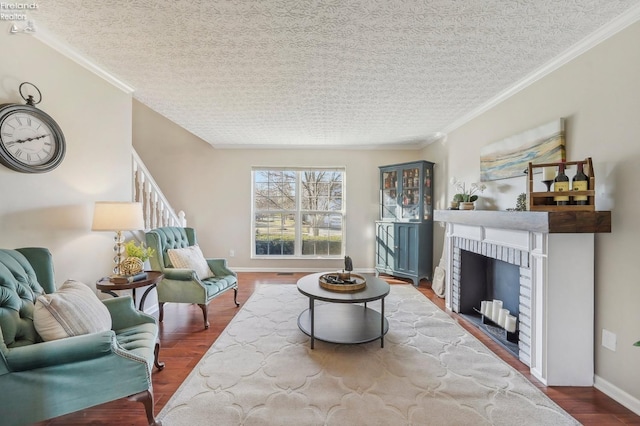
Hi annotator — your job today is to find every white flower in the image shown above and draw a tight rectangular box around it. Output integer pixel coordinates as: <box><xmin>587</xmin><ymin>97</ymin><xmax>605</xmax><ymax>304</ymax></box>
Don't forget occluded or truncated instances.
<box><xmin>451</xmin><ymin>177</ymin><xmax>486</xmax><ymax>202</ymax></box>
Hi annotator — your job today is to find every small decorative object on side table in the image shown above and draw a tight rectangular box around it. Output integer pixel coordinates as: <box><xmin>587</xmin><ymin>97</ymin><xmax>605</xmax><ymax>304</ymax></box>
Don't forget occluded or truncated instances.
<box><xmin>121</xmin><ymin>240</ymin><xmax>155</xmax><ymax>275</ymax></box>
<box><xmin>319</xmin><ymin>255</ymin><xmax>367</xmax><ymax>292</ymax></box>
<box><xmin>96</xmin><ymin>271</ymin><xmax>163</xmax><ymax>311</ymax></box>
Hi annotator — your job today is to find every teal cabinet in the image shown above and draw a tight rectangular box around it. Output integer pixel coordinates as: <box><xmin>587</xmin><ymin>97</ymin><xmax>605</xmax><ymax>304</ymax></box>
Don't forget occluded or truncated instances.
<box><xmin>376</xmin><ymin>161</ymin><xmax>434</xmax><ymax>285</ymax></box>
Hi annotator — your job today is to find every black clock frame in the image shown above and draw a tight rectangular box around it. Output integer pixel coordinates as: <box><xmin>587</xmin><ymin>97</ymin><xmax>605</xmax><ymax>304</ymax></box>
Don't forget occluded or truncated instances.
<box><xmin>0</xmin><ymin>103</ymin><xmax>66</xmax><ymax>173</ymax></box>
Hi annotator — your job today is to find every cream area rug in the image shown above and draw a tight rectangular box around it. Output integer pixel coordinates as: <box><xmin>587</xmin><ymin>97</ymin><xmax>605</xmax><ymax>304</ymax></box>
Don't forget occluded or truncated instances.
<box><xmin>158</xmin><ymin>284</ymin><xmax>579</xmax><ymax>426</ymax></box>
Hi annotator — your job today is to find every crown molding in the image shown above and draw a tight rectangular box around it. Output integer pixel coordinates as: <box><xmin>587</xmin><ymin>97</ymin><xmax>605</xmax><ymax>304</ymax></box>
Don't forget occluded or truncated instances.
<box><xmin>32</xmin><ymin>22</ymin><xmax>136</xmax><ymax>94</ymax></box>
<box><xmin>210</xmin><ymin>141</ymin><xmax>425</xmax><ymax>150</ymax></box>
<box><xmin>441</xmin><ymin>4</ymin><xmax>640</xmax><ymax>136</ymax></box>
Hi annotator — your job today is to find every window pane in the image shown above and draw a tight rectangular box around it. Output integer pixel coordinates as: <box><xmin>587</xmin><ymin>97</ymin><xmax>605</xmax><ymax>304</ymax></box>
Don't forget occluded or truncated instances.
<box><xmin>301</xmin><ymin>171</ymin><xmax>342</xmax><ymax>212</ymax></box>
<box><xmin>328</xmin><ymin>228</ymin><xmax>342</xmax><ymax>255</ymax></box>
<box><xmin>254</xmin><ymin>195</ymin><xmax>271</xmax><ymax>210</ymax></box>
<box><xmin>254</xmin><ymin>171</ymin><xmax>269</xmax><ymax>183</ymax></box>
<box><xmin>329</xmin><ymin>197</ymin><xmax>342</xmax><ymax>210</ymax></box>
<box><xmin>301</xmin><ymin>213</ymin><xmax>342</xmax><ymax>256</ymax></box>
<box><xmin>255</xmin><ymin>213</ymin><xmax>295</xmax><ymax>255</ymax></box>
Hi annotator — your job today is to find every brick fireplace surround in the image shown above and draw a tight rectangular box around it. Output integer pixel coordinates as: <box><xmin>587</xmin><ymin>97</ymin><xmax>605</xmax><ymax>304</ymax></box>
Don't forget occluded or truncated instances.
<box><xmin>434</xmin><ymin>210</ymin><xmax>611</xmax><ymax>386</ymax></box>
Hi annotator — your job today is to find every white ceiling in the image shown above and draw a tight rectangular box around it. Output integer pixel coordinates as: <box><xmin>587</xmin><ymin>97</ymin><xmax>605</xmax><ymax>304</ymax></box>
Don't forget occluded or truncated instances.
<box><xmin>25</xmin><ymin>1</ymin><xmax>640</xmax><ymax>149</ymax></box>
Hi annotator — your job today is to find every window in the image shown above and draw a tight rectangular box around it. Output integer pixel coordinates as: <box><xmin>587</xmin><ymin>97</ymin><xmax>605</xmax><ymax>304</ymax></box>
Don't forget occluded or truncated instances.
<box><xmin>252</xmin><ymin>168</ymin><xmax>345</xmax><ymax>258</ymax></box>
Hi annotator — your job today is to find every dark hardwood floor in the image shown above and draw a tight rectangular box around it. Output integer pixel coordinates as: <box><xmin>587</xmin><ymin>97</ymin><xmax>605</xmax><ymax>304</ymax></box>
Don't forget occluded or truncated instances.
<box><xmin>38</xmin><ymin>272</ymin><xmax>640</xmax><ymax>425</ymax></box>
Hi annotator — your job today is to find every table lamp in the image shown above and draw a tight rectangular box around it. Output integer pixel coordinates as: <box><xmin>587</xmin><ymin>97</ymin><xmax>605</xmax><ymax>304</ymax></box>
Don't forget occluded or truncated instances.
<box><xmin>92</xmin><ymin>201</ymin><xmax>145</xmax><ymax>276</ymax></box>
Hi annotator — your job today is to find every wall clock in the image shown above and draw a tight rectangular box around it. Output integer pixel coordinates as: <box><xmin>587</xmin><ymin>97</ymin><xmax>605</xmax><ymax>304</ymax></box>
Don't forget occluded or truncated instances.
<box><xmin>0</xmin><ymin>82</ymin><xmax>66</xmax><ymax>173</ymax></box>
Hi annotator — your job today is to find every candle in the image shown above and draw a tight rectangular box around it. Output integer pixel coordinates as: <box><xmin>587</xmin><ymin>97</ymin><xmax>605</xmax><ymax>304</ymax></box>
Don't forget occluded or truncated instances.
<box><xmin>543</xmin><ymin>166</ymin><xmax>555</xmax><ymax>181</ymax></box>
<box><xmin>485</xmin><ymin>301</ymin><xmax>493</xmax><ymax>318</ymax></box>
<box><xmin>498</xmin><ymin>308</ymin><xmax>509</xmax><ymax>328</ymax></box>
<box><xmin>506</xmin><ymin>315</ymin><xmax>517</xmax><ymax>333</ymax></box>
<box><xmin>492</xmin><ymin>300</ymin><xmax>503</xmax><ymax>323</ymax></box>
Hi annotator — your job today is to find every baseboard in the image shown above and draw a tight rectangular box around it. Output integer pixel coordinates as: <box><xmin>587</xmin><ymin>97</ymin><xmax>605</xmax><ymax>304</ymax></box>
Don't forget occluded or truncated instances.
<box><xmin>594</xmin><ymin>375</ymin><xmax>640</xmax><ymax>416</ymax></box>
<box><xmin>531</xmin><ymin>368</ymin><xmax>548</xmax><ymax>387</ymax></box>
<box><xmin>231</xmin><ymin>267</ymin><xmax>377</xmax><ymax>274</ymax></box>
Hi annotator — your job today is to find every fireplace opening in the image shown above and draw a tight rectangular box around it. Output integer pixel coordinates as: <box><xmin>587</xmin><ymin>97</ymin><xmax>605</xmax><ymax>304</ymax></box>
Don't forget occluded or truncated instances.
<box><xmin>458</xmin><ymin>250</ymin><xmax>520</xmax><ymax>357</ymax></box>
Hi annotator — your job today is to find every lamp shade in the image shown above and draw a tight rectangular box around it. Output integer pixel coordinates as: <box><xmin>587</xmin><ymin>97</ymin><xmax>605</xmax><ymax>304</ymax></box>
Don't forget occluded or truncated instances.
<box><xmin>91</xmin><ymin>202</ymin><xmax>145</xmax><ymax>231</ymax></box>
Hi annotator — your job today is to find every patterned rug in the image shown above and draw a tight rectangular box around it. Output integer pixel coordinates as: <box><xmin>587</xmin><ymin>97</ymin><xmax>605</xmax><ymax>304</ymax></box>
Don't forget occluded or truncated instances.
<box><xmin>158</xmin><ymin>284</ymin><xmax>579</xmax><ymax>425</ymax></box>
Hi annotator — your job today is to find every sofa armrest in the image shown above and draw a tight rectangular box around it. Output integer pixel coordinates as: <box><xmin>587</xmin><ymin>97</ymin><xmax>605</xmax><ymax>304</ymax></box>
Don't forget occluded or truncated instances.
<box><xmin>4</xmin><ymin>331</ymin><xmax>116</xmax><ymax>372</ymax></box>
<box><xmin>207</xmin><ymin>258</ymin><xmax>237</xmax><ymax>278</ymax></box>
<box><xmin>102</xmin><ymin>296</ymin><xmax>156</xmax><ymax>330</ymax></box>
<box><xmin>162</xmin><ymin>268</ymin><xmax>198</xmax><ymax>281</ymax></box>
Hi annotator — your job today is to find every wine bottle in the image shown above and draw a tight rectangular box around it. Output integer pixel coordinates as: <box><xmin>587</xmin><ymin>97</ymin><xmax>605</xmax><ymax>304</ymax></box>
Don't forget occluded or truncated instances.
<box><xmin>572</xmin><ymin>162</ymin><xmax>589</xmax><ymax>205</ymax></box>
<box><xmin>553</xmin><ymin>161</ymin><xmax>570</xmax><ymax>205</ymax></box>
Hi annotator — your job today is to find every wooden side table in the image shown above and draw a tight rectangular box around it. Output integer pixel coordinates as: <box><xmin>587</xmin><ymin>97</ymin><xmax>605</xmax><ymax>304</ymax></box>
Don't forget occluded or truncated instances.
<box><xmin>96</xmin><ymin>271</ymin><xmax>164</xmax><ymax>311</ymax></box>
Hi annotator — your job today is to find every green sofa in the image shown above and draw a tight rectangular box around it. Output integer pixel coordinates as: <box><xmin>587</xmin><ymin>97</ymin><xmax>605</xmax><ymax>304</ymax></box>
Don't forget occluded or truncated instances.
<box><xmin>146</xmin><ymin>227</ymin><xmax>239</xmax><ymax>329</ymax></box>
<box><xmin>0</xmin><ymin>248</ymin><xmax>164</xmax><ymax>426</ymax></box>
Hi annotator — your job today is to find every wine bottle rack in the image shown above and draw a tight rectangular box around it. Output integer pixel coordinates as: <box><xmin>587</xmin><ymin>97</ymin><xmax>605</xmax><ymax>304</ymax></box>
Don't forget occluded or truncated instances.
<box><xmin>528</xmin><ymin>157</ymin><xmax>595</xmax><ymax>212</ymax></box>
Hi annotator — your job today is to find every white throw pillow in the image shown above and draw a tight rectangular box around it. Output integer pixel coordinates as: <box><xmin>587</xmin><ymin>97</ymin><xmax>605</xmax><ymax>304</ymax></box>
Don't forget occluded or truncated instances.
<box><xmin>167</xmin><ymin>244</ymin><xmax>214</xmax><ymax>280</ymax></box>
<box><xmin>34</xmin><ymin>279</ymin><xmax>112</xmax><ymax>341</ymax></box>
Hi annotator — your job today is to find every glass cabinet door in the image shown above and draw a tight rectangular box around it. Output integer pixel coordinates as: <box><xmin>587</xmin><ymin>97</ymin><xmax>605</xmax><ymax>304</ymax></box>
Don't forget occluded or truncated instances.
<box><xmin>423</xmin><ymin>166</ymin><xmax>432</xmax><ymax>220</ymax></box>
<box><xmin>401</xmin><ymin>166</ymin><xmax>421</xmax><ymax>220</ymax></box>
<box><xmin>381</xmin><ymin>170</ymin><xmax>398</xmax><ymax>219</ymax></box>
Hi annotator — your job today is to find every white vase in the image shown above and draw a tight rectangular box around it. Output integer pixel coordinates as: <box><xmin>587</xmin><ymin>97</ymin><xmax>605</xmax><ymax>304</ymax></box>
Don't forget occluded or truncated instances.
<box><xmin>460</xmin><ymin>201</ymin><xmax>475</xmax><ymax>210</ymax></box>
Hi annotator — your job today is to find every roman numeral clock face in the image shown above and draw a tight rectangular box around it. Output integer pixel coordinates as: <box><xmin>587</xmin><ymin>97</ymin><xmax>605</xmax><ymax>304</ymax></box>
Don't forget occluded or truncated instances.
<box><xmin>0</xmin><ymin>105</ymin><xmax>65</xmax><ymax>173</ymax></box>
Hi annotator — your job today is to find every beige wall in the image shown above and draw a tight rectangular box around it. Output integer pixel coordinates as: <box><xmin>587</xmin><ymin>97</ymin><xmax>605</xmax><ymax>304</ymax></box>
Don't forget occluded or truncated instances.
<box><xmin>133</xmin><ymin>100</ymin><xmax>420</xmax><ymax>272</ymax></box>
<box><xmin>423</xmin><ymin>21</ymin><xmax>640</xmax><ymax>406</ymax></box>
<box><xmin>0</xmin><ymin>34</ymin><xmax>133</xmax><ymax>285</ymax></box>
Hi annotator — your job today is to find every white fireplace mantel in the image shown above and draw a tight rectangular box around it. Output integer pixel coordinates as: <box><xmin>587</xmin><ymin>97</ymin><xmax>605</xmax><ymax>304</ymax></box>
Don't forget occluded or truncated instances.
<box><xmin>435</xmin><ymin>210</ymin><xmax>611</xmax><ymax>387</ymax></box>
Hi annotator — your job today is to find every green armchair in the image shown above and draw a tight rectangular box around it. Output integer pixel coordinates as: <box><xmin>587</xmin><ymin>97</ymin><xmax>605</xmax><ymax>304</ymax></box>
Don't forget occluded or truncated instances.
<box><xmin>145</xmin><ymin>227</ymin><xmax>239</xmax><ymax>329</ymax></box>
<box><xmin>0</xmin><ymin>247</ymin><xmax>163</xmax><ymax>426</ymax></box>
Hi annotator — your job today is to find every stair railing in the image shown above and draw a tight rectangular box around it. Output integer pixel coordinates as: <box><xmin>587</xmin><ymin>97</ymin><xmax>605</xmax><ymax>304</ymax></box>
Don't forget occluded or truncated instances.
<box><xmin>132</xmin><ymin>149</ymin><xmax>186</xmax><ymax>230</ymax></box>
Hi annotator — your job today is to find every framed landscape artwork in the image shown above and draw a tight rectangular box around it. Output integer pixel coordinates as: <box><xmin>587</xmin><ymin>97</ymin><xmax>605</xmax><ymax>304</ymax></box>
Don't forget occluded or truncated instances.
<box><xmin>480</xmin><ymin>119</ymin><xmax>566</xmax><ymax>181</ymax></box>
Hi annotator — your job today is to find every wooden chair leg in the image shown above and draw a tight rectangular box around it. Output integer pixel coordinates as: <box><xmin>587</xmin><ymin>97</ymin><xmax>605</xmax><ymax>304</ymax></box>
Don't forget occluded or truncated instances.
<box><xmin>158</xmin><ymin>302</ymin><xmax>165</xmax><ymax>323</ymax></box>
<box><xmin>233</xmin><ymin>287</ymin><xmax>240</xmax><ymax>307</ymax></box>
<box><xmin>129</xmin><ymin>389</ymin><xmax>161</xmax><ymax>426</ymax></box>
<box><xmin>154</xmin><ymin>341</ymin><xmax>165</xmax><ymax>371</ymax></box>
<box><xmin>198</xmin><ymin>303</ymin><xmax>209</xmax><ymax>329</ymax></box>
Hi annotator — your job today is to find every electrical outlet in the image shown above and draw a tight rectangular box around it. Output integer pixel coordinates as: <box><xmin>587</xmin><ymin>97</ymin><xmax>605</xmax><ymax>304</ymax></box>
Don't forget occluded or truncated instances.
<box><xmin>229</xmin><ymin>249</ymin><xmax>235</xmax><ymax>258</ymax></box>
<box><xmin>602</xmin><ymin>329</ymin><xmax>617</xmax><ymax>352</ymax></box>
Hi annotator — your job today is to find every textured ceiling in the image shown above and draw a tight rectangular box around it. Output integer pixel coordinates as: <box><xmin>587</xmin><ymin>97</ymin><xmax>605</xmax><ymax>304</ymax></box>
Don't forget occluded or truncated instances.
<box><xmin>24</xmin><ymin>1</ymin><xmax>639</xmax><ymax>149</ymax></box>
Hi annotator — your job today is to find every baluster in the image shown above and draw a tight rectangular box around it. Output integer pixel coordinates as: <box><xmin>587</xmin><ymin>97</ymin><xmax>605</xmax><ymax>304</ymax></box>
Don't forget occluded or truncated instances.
<box><xmin>156</xmin><ymin>196</ymin><xmax>163</xmax><ymax>228</ymax></box>
<box><xmin>163</xmin><ymin>206</ymin><xmax>170</xmax><ymax>227</ymax></box>
<box><xmin>157</xmin><ymin>199</ymin><xmax>166</xmax><ymax>227</ymax></box>
<box><xmin>178</xmin><ymin>210</ymin><xmax>187</xmax><ymax>227</ymax></box>
<box><xmin>132</xmin><ymin>160</ymin><xmax>139</xmax><ymax>201</ymax></box>
<box><xmin>151</xmin><ymin>192</ymin><xmax>158</xmax><ymax>229</ymax></box>
<box><xmin>135</xmin><ymin>167</ymin><xmax>145</xmax><ymax>204</ymax></box>
<box><xmin>144</xmin><ymin>181</ymin><xmax>152</xmax><ymax>230</ymax></box>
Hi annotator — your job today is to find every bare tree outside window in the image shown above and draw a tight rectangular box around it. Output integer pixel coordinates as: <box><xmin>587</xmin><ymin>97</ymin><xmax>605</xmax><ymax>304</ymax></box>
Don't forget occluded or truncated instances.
<box><xmin>253</xmin><ymin>168</ymin><xmax>344</xmax><ymax>257</ymax></box>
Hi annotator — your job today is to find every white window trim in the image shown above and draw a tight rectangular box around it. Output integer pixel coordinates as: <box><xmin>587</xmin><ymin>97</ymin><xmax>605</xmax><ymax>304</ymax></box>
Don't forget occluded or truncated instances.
<box><xmin>251</xmin><ymin>167</ymin><xmax>346</xmax><ymax>259</ymax></box>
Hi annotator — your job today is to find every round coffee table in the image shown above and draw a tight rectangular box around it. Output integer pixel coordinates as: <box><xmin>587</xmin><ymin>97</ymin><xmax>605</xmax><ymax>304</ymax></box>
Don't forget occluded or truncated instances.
<box><xmin>297</xmin><ymin>272</ymin><xmax>390</xmax><ymax>349</ymax></box>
